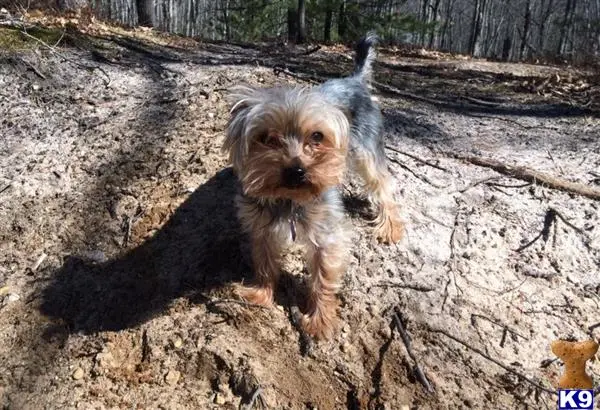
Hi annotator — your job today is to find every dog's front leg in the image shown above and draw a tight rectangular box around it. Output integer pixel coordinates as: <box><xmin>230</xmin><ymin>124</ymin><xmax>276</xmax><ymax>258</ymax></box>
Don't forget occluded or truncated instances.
<box><xmin>302</xmin><ymin>230</ymin><xmax>348</xmax><ymax>339</ymax></box>
<box><xmin>237</xmin><ymin>232</ymin><xmax>281</xmax><ymax>306</ymax></box>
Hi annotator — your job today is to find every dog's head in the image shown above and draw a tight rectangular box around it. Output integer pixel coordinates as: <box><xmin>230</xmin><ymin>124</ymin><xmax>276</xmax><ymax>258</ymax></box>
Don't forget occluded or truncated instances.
<box><xmin>222</xmin><ymin>86</ymin><xmax>349</xmax><ymax>203</ymax></box>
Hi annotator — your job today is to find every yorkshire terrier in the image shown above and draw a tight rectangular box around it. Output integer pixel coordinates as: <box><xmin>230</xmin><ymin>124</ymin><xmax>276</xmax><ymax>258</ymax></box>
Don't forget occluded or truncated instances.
<box><xmin>222</xmin><ymin>32</ymin><xmax>404</xmax><ymax>339</ymax></box>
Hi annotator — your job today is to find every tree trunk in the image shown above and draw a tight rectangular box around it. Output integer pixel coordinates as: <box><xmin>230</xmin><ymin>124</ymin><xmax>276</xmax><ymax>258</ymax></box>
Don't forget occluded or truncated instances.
<box><xmin>519</xmin><ymin>0</ymin><xmax>531</xmax><ymax>59</ymax></box>
<box><xmin>288</xmin><ymin>7</ymin><xmax>298</xmax><ymax>42</ymax></box>
<box><xmin>468</xmin><ymin>0</ymin><xmax>486</xmax><ymax>56</ymax></box>
<box><xmin>558</xmin><ymin>0</ymin><xmax>573</xmax><ymax>55</ymax></box>
<box><xmin>137</xmin><ymin>0</ymin><xmax>153</xmax><ymax>27</ymax></box>
<box><xmin>323</xmin><ymin>6</ymin><xmax>333</xmax><ymax>42</ymax></box>
<box><xmin>537</xmin><ymin>0</ymin><xmax>553</xmax><ymax>55</ymax></box>
<box><xmin>338</xmin><ymin>0</ymin><xmax>347</xmax><ymax>40</ymax></box>
<box><xmin>297</xmin><ymin>0</ymin><xmax>306</xmax><ymax>43</ymax></box>
<box><xmin>428</xmin><ymin>0</ymin><xmax>441</xmax><ymax>48</ymax></box>
<box><xmin>419</xmin><ymin>0</ymin><xmax>430</xmax><ymax>45</ymax></box>
<box><xmin>502</xmin><ymin>36</ymin><xmax>511</xmax><ymax>61</ymax></box>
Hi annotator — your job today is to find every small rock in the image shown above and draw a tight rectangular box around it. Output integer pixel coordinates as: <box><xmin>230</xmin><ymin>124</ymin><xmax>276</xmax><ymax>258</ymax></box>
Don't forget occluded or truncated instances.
<box><xmin>6</xmin><ymin>293</ymin><xmax>20</xmax><ymax>303</ymax></box>
<box><xmin>96</xmin><ymin>351</ymin><xmax>117</xmax><ymax>369</ymax></box>
<box><xmin>172</xmin><ymin>337</ymin><xmax>183</xmax><ymax>349</ymax></box>
<box><xmin>214</xmin><ymin>393</ymin><xmax>226</xmax><ymax>405</ymax></box>
<box><xmin>165</xmin><ymin>370</ymin><xmax>180</xmax><ymax>386</ymax></box>
<box><xmin>0</xmin><ymin>286</ymin><xmax>9</xmax><ymax>296</ymax></box>
<box><xmin>208</xmin><ymin>112</ymin><xmax>215</xmax><ymax>119</ymax></box>
<box><xmin>72</xmin><ymin>367</ymin><xmax>84</xmax><ymax>380</ymax></box>
<box><xmin>32</xmin><ymin>83</ymin><xmax>41</xmax><ymax>91</ymax></box>
<box><xmin>340</xmin><ymin>341</ymin><xmax>351</xmax><ymax>353</ymax></box>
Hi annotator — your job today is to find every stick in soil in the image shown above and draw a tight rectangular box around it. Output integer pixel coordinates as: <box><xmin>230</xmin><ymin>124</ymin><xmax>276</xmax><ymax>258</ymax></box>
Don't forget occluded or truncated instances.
<box><xmin>392</xmin><ymin>308</ymin><xmax>434</xmax><ymax>394</ymax></box>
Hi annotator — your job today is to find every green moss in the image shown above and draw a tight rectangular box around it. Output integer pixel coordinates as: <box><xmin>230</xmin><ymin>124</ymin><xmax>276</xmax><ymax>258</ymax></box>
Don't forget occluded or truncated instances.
<box><xmin>0</xmin><ymin>26</ymin><xmax>64</xmax><ymax>50</ymax></box>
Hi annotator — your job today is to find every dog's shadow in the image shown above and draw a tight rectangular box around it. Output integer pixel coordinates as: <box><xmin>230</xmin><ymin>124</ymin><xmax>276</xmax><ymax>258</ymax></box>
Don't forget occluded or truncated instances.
<box><xmin>40</xmin><ymin>168</ymin><xmax>372</xmax><ymax>334</ymax></box>
<box><xmin>40</xmin><ymin>168</ymin><xmax>252</xmax><ymax>332</ymax></box>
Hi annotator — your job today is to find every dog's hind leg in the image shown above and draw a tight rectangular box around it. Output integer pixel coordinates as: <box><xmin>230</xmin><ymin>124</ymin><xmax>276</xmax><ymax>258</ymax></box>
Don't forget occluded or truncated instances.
<box><xmin>353</xmin><ymin>149</ymin><xmax>404</xmax><ymax>244</ymax></box>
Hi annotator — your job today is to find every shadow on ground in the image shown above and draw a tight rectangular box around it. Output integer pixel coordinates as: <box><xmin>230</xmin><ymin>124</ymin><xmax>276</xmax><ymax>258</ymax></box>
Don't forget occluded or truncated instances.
<box><xmin>40</xmin><ymin>168</ymin><xmax>250</xmax><ymax>332</ymax></box>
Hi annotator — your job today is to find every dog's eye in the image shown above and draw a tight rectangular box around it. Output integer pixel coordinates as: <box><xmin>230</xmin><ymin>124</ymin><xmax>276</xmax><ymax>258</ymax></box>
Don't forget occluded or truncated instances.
<box><xmin>259</xmin><ymin>132</ymin><xmax>281</xmax><ymax>147</ymax></box>
<box><xmin>310</xmin><ymin>132</ymin><xmax>324</xmax><ymax>144</ymax></box>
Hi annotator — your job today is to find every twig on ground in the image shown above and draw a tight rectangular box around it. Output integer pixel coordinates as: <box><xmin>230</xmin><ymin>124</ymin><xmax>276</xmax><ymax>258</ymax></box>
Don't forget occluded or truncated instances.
<box><xmin>487</xmin><ymin>181</ymin><xmax>532</xmax><ymax>189</ymax></box>
<box><xmin>281</xmin><ymin>277</ymin><xmax>314</xmax><ymax>357</ymax></box>
<box><xmin>388</xmin><ymin>156</ymin><xmax>448</xmax><ymax>188</ymax></box>
<box><xmin>546</xmin><ymin>150</ymin><xmax>565</xmax><ymax>175</ymax></box>
<box><xmin>471</xmin><ymin>314</ymin><xmax>529</xmax><ymax>341</ymax></box>
<box><xmin>273</xmin><ymin>65</ymin><xmax>320</xmax><ymax>84</ymax></box>
<box><xmin>429</xmin><ymin>326</ymin><xmax>557</xmax><ymax>396</ymax></box>
<box><xmin>499</xmin><ymin>327</ymin><xmax>508</xmax><ymax>348</ymax></box>
<box><xmin>31</xmin><ymin>252</ymin><xmax>48</xmax><ymax>272</ymax></box>
<box><xmin>19</xmin><ymin>24</ymin><xmax>111</xmax><ymax>86</ymax></box>
<box><xmin>442</xmin><ymin>151</ymin><xmax>600</xmax><ymax>200</ymax></box>
<box><xmin>0</xmin><ymin>182</ymin><xmax>12</xmax><ymax>195</ymax></box>
<box><xmin>385</xmin><ymin>145</ymin><xmax>450</xmax><ymax>173</ymax></box>
<box><xmin>18</xmin><ymin>56</ymin><xmax>46</xmax><ymax>79</ymax></box>
<box><xmin>122</xmin><ymin>207</ymin><xmax>144</xmax><ymax>247</ymax></box>
<box><xmin>463</xmin><ymin>96</ymin><xmax>502</xmax><ymax>107</ymax></box>
<box><xmin>372</xmin><ymin>80</ymin><xmax>442</xmax><ymax>106</ymax></box>
<box><xmin>392</xmin><ymin>308</ymin><xmax>434</xmax><ymax>394</ymax></box>
<box><xmin>521</xmin><ymin>267</ymin><xmax>559</xmax><ymax>280</ymax></box>
<box><xmin>515</xmin><ymin>208</ymin><xmax>556</xmax><ymax>252</ymax></box>
<box><xmin>551</xmin><ymin>207</ymin><xmax>595</xmax><ymax>251</ymax></box>
<box><xmin>459</xmin><ymin>176</ymin><xmax>502</xmax><ymax>193</ymax></box>
<box><xmin>206</xmin><ymin>297</ymin><xmax>269</xmax><ymax>310</ymax></box>
<box><xmin>297</xmin><ymin>45</ymin><xmax>321</xmax><ymax>56</ymax></box>
<box><xmin>466</xmin><ymin>113</ymin><xmax>558</xmax><ymax>131</ymax></box>
<box><xmin>368</xmin><ymin>281</ymin><xmax>434</xmax><ymax>293</ymax></box>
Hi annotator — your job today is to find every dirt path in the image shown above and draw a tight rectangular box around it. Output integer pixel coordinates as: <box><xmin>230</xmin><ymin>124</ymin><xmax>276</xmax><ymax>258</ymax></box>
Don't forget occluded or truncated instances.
<box><xmin>1</xmin><ymin>26</ymin><xmax>599</xmax><ymax>410</ymax></box>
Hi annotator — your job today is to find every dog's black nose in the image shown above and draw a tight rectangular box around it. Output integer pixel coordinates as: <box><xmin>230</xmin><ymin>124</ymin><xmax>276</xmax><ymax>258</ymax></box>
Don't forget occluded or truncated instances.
<box><xmin>282</xmin><ymin>166</ymin><xmax>306</xmax><ymax>188</ymax></box>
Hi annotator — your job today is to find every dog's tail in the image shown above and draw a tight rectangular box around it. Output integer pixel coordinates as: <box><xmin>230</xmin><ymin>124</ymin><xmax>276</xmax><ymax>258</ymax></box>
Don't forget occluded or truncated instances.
<box><xmin>352</xmin><ymin>31</ymin><xmax>379</xmax><ymax>82</ymax></box>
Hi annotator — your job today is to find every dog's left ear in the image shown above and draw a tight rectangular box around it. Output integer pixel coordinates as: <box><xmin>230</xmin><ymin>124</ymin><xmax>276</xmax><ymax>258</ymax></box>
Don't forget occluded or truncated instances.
<box><xmin>222</xmin><ymin>86</ymin><xmax>260</xmax><ymax>172</ymax></box>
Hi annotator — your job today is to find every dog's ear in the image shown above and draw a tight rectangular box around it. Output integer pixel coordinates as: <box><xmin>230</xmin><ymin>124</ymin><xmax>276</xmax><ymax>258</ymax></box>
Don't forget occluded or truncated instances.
<box><xmin>222</xmin><ymin>85</ymin><xmax>260</xmax><ymax>172</ymax></box>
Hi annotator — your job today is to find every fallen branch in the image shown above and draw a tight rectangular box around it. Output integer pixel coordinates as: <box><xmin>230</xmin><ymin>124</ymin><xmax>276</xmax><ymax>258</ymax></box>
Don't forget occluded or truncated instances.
<box><xmin>429</xmin><ymin>326</ymin><xmax>557</xmax><ymax>396</ymax></box>
<box><xmin>444</xmin><ymin>152</ymin><xmax>600</xmax><ymax>201</ymax></box>
<box><xmin>392</xmin><ymin>309</ymin><xmax>434</xmax><ymax>394</ymax></box>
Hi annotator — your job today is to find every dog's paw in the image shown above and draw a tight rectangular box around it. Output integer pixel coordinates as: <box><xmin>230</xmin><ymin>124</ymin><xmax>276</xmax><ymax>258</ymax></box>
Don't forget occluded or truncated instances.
<box><xmin>301</xmin><ymin>308</ymin><xmax>339</xmax><ymax>340</ymax></box>
<box><xmin>235</xmin><ymin>284</ymin><xmax>274</xmax><ymax>307</ymax></box>
<box><xmin>374</xmin><ymin>216</ymin><xmax>404</xmax><ymax>244</ymax></box>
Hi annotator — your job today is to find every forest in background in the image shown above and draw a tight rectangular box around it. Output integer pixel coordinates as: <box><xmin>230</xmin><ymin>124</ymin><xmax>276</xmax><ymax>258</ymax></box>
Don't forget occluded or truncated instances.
<box><xmin>5</xmin><ymin>0</ymin><xmax>600</xmax><ymax>64</ymax></box>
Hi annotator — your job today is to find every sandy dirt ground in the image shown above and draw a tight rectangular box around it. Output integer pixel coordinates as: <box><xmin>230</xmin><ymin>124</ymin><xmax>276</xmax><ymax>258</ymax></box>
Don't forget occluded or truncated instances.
<box><xmin>1</xmin><ymin>22</ymin><xmax>599</xmax><ymax>410</ymax></box>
